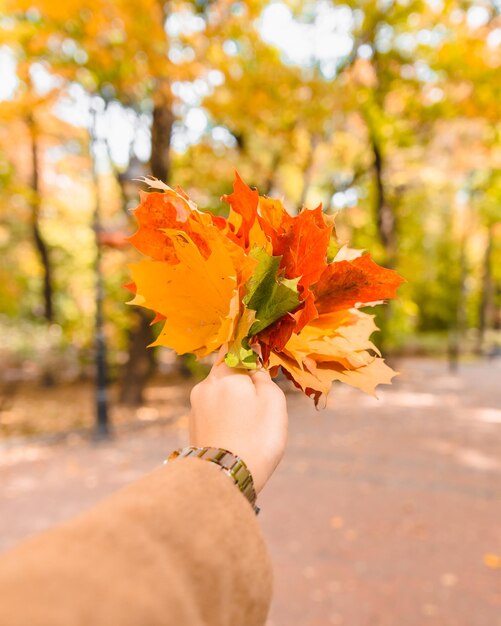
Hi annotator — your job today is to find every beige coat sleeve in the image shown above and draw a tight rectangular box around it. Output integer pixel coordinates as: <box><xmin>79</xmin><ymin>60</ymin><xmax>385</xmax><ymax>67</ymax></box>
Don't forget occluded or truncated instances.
<box><xmin>0</xmin><ymin>458</ymin><xmax>273</xmax><ymax>626</ymax></box>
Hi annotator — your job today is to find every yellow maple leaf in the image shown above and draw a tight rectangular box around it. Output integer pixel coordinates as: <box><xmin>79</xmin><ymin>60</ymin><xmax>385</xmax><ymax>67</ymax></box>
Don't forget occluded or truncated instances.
<box><xmin>270</xmin><ymin>310</ymin><xmax>398</xmax><ymax>403</ymax></box>
<box><xmin>129</xmin><ymin>231</ymin><xmax>240</xmax><ymax>357</ymax></box>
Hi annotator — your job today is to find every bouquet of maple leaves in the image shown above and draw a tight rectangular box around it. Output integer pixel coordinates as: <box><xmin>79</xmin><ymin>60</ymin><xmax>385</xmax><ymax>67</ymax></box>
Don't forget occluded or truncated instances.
<box><xmin>127</xmin><ymin>173</ymin><xmax>404</xmax><ymax>405</ymax></box>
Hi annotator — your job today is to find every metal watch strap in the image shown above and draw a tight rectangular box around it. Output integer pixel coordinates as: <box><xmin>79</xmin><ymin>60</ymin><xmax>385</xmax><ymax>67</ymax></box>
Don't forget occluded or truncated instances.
<box><xmin>166</xmin><ymin>446</ymin><xmax>259</xmax><ymax>514</ymax></box>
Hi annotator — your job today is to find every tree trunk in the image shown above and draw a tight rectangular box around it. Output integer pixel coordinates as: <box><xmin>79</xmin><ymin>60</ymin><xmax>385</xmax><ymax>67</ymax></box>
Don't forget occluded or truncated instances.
<box><xmin>119</xmin><ymin>83</ymin><xmax>174</xmax><ymax>405</ymax></box>
<box><xmin>150</xmin><ymin>87</ymin><xmax>174</xmax><ymax>183</ymax></box>
<box><xmin>297</xmin><ymin>134</ymin><xmax>319</xmax><ymax>213</ymax></box>
<box><xmin>478</xmin><ymin>224</ymin><xmax>494</xmax><ymax>353</ymax></box>
<box><xmin>370</xmin><ymin>132</ymin><xmax>396</xmax><ymax>266</ymax></box>
<box><xmin>119</xmin><ymin>309</ymin><xmax>157</xmax><ymax>405</ymax></box>
<box><xmin>448</xmin><ymin>234</ymin><xmax>467</xmax><ymax>372</ymax></box>
<box><xmin>368</xmin><ymin>129</ymin><xmax>398</xmax><ymax>355</ymax></box>
<box><xmin>28</xmin><ymin>115</ymin><xmax>55</xmax><ymax>387</ymax></box>
<box><xmin>261</xmin><ymin>151</ymin><xmax>280</xmax><ymax>197</ymax></box>
<box><xmin>367</xmin><ymin>45</ymin><xmax>397</xmax><ymax>267</ymax></box>
<box><xmin>89</xmin><ymin>107</ymin><xmax>111</xmax><ymax>437</ymax></box>
<box><xmin>495</xmin><ymin>285</ymin><xmax>501</xmax><ymax>331</ymax></box>
<box><xmin>29</xmin><ymin>116</ymin><xmax>54</xmax><ymax>325</ymax></box>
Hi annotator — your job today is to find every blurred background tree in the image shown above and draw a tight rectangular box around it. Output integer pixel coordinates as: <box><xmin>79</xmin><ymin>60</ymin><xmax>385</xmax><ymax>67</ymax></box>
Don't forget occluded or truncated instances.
<box><xmin>0</xmin><ymin>0</ymin><xmax>500</xmax><ymax>417</ymax></box>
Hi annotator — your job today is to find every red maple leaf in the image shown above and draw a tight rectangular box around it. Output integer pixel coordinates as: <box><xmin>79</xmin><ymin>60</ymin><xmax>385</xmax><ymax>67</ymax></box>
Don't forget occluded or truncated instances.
<box><xmin>271</xmin><ymin>205</ymin><xmax>332</xmax><ymax>288</ymax></box>
<box><xmin>313</xmin><ymin>254</ymin><xmax>405</xmax><ymax>313</ymax></box>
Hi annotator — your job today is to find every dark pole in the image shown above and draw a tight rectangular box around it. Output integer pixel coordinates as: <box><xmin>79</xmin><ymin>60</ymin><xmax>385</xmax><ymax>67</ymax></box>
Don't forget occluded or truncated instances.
<box><xmin>90</xmin><ymin>99</ymin><xmax>110</xmax><ymax>439</ymax></box>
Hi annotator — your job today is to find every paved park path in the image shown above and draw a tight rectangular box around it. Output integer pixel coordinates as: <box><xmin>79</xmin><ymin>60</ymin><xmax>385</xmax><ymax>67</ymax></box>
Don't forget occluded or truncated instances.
<box><xmin>1</xmin><ymin>358</ymin><xmax>500</xmax><ymax>626</ymax></box>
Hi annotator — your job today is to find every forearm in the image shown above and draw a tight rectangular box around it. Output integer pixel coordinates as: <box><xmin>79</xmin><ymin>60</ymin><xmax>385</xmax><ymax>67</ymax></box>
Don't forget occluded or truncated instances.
<box><xmin>0</xmin><ymin>459</ymin><xmax>272</xmax><ymax>626</ymax></box>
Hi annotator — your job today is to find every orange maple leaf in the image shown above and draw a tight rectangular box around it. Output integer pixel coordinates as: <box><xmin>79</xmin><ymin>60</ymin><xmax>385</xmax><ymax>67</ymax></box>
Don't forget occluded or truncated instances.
<box><xmin>129</xmin><ymin>187</ymin><xmax>222</xmax><ymax>263</ymax></box>
<box><xmin>222</xmin><ymin>172</ymin><xmax>270</xmax><ymax>251</ymax></box>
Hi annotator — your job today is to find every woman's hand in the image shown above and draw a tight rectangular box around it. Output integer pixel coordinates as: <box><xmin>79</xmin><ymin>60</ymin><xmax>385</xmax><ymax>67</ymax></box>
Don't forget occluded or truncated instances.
<box><xmin>189</xmin><ymin>362</ymin><xmax>288</xmax><ymax>493</ymax></box>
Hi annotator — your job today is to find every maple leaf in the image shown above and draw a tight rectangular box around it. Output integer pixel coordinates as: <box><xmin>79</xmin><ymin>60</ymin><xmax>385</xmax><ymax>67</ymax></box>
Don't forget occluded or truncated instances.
<box><xmin>269</xmin><ymin>310</ymin><xmax>398</xmax><ymax>405</ymax></box>
<box><xmin>273</xmin><ymin>205</ymin><xmax>333</xmax><ymax>288</ymax></box>
<box><xmin>188</xmin><ymin>219</ymin><xmax>258</xmax><ymax>286</ymax></box>
<box><xmin>223</xmin><ymin>172</ymin><xmax>270</xmax><ymax>251</ymax></box>
<box><xmin>243</xmin><ymin>247</ymin><xmax>301</xmax><ymax>335</ymax></box>
<box><xmin>257</xmin><ymin>195</ymin><xmax>294</xmax><ymax>239</ymax></box>
<box><xmin>128</xmin><ymin>189</ymin><xmax>215</xmax><ymax>262</ymax></box>
<box><xmin>333</xmin><ymin>244</ymin><xmax>364</xmax><ymax>262</ymax></box>
<box><xmin>313</xmin><ymin>254</ymin><xmax>405</xmax><ymax>314</ymax></box>
<box><xmin>136</xmin><ymin>177</ymin><xmax>201</xmax><ymax>214</ymax></box>
<box><xmin>224</xmin><ymin>308</ymin><xmax>258</xmax><ymax>369</ymax></box>
<box><xmin>129</xmin><ymin>231</ymin><xmax>240</xmax><ymax>357</ymax></box>
<box><xmin>254</xmin><ymin>315</ymin><xmax>297</xmax><ymax>361</ymax></box>
<box><xmin>258</xmin><ymin>198</ymin><xmax>334</xmax><ymax>312</ymax></box>
<box><xmin>130</xmin><ymin>186</ymin><xmax>257</xmax><ymax>286</ymax></box>
<box><xmin>292</xmin><ymin>292</ymin><xmax>319</xmax><ymax>332</ymax></box>
<box><xmin>251</xmin><ymin>202</ymin><xmax>335</xmax><ymax>353</ymax></box>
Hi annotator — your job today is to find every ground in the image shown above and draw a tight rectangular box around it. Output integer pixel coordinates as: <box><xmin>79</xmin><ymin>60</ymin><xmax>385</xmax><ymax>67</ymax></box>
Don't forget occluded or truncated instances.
<box><xmin>1</xmin><ymin>358</ymin><xmax>500</xmax><ymax>626</ymax></box>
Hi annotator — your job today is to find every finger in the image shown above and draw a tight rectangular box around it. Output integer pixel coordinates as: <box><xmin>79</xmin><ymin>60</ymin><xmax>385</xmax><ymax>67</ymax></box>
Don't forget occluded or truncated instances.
<box><xmin>257</xmin><ymin>382</ymin><xmax>288</xmax><ymax>424</ymax></box>
<box><xmin>190</xmin><ymin>382</ymin><xmax>201</xmax><ymax>405</ymax></box>
<box><xmin>249</xmin><ymin>368</ymin><xmax>273</xmax><ymax>388</ymax></box>
<box><xmin>251</xmin><ymin>368</ymin><xmax>287</xmax><ymax>410</ymax></box>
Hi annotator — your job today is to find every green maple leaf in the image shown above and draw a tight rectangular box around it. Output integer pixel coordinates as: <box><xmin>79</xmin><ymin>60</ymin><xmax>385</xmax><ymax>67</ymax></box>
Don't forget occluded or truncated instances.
<box><xmin>225</xmin><ymin>309</ymin><xmax>259</xmax><ymax>369</ymax></box>
<box><xmin>244</xmin><ymin>247</ymin><xmax>300</xmax><ymax>335</ymax></box>
<box><xmin>224</xmin><ymin>338</ymin><xmax>259</xmax><ymax>369</ymax></box>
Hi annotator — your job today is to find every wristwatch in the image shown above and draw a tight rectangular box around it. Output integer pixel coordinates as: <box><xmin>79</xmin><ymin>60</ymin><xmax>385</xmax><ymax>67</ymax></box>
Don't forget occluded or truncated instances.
<box><xmin>166</xmin><ymin>446</ymin><xmax>259</xmax><ymax>514</ymax></box>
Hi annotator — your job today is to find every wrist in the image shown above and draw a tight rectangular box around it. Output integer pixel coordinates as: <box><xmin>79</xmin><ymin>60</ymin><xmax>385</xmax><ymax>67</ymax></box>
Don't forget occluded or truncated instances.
<box><xmin>166</xmin><ymin>446</ymin><xmax>259</xmax><ymax>514</ymax></box>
